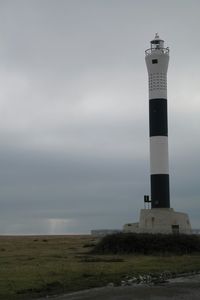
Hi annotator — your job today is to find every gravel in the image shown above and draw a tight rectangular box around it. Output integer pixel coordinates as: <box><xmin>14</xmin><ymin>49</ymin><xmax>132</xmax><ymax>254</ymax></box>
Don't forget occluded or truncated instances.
<box><xmin>37</xmin><ymin>273</ymin><xmax>200</xmax><ymax>300</ymax></box>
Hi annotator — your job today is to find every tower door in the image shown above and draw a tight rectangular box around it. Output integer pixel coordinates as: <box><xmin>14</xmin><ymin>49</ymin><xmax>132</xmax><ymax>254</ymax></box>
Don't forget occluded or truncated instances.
<box><xmin>172</xmin><ymin>224</ymin><xmax>179</xmax><ymax>234</ymax></box>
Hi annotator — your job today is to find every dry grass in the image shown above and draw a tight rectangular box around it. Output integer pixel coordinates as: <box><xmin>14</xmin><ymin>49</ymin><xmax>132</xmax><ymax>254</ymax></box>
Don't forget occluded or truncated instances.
<box><xmin>0</xmin><ymin>235</ymin><xmax>200</xmax><ymax>299</ymax></box>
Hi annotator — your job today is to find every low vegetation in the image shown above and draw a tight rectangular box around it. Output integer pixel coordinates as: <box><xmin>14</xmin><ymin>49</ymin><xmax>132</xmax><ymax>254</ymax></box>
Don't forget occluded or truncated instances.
<box><xmin>0</xmin><ymin>235</ymin><xmax>200</xmax><ymax>300</ymax></box>
<box><xmin>92</xmin><ymin>233</ymin><xmax>200</xmax><ymax>255</ymax></box>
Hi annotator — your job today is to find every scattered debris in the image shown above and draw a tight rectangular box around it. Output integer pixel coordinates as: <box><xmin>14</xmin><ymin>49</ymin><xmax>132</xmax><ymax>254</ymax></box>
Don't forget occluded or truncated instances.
<box><xmin>119</xmin><ymin>271</ymin><xmax>200</xmax><ymax>286</ymax></box>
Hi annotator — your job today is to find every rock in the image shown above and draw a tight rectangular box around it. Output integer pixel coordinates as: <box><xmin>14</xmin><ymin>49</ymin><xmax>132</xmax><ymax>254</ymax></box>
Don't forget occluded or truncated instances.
<box><xmin>107</xmin><ymin>282</ymin><xmax>114</xmax><ymax>287</ymax></box>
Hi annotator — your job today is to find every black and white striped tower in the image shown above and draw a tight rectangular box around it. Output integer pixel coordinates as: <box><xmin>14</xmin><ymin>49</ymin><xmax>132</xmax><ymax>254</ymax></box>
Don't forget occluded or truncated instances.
<box><xmin>145</xmin><ymin>34</ymin><xmax>170</xmax><ymax>209</ymax></box>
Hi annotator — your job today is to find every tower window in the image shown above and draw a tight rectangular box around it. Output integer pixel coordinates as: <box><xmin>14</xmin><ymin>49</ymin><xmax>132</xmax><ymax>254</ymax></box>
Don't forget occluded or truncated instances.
<box><xmin>152</xmin><ymin>59</ymin><xmax>158</xmax><ymax>64</ymax></box>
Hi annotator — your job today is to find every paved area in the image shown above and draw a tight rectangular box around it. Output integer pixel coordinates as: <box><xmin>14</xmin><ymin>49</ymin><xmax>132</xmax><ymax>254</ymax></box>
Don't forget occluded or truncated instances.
<box><xmin>38</xmin><ymin>274</ymin><xmax>200</xmax><ymax>300</ymax></box>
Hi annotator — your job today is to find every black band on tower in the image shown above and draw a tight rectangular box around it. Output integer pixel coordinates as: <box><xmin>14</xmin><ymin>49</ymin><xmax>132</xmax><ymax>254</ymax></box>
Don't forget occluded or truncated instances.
<box><xmin>149</xmin><ymin>98</ymin><xmax>168</xmax><ymax>137</ymax></box>
<box><xmin>151</xmin><ymin>174</ymin><xmax>170</xmax><ymax>208</ymax></box>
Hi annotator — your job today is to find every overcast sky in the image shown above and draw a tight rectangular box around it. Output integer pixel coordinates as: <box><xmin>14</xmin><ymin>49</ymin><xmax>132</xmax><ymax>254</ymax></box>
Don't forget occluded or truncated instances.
<box><xmin>0</xmin><ymin>0</ymin><xmax>199</xmax><ymax>234</ymax></box>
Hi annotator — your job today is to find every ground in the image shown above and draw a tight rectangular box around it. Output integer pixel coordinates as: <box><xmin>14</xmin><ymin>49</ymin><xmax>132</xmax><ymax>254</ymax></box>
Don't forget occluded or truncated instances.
<box><xmin>0</xmin><ymin>235</ymin><xmax>200</xmax><ymax>299</ymax></box>
<box><xmin>38</xmin><ymin>274</ymin><xmax>200</xmax><ymax>300</ymax></box>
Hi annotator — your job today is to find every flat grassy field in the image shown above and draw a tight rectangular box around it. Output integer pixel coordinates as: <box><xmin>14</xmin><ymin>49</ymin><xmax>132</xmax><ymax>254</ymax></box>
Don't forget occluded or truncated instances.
<box><xmin>0</xmin><ymin>235</ymin><xmax>200</xmax><ymax>300</ymax></box>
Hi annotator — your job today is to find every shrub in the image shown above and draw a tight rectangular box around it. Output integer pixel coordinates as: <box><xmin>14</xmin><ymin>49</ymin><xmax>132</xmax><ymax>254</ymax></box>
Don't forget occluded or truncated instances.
<box><xmin>91</xmin><ymin>233</ymin><xmax>200</xmax><ymax>255</ymax></box>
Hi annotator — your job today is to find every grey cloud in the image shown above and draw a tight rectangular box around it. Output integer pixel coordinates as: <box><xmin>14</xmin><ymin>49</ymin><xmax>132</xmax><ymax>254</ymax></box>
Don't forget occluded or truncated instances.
<box><xmin>0</xmin><ymin>0</ymin><xmax>199</xmax><ymax>234</ymax></box>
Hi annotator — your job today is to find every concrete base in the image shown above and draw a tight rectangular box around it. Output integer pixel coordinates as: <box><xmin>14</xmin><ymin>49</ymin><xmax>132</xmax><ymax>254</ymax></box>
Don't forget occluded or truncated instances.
<box><xmin>123</xmin><ymin>208</ymin><xmax>192</xmax><ymax>234</ymax></box>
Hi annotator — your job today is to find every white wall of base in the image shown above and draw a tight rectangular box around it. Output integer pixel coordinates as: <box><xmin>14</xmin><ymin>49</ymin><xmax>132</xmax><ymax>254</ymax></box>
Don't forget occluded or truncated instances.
<box><xmin>123</xmin><ymin>208</ymin><xmax>192</xmax><ymax>234</ymax></box>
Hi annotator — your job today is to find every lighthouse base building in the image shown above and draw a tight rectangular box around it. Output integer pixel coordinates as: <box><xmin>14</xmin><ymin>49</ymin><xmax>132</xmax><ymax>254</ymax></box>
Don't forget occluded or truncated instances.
<box><xmin>123</xmin><ymin>208</ymin><xmax>192</xmax><ymax>234</ymax></box>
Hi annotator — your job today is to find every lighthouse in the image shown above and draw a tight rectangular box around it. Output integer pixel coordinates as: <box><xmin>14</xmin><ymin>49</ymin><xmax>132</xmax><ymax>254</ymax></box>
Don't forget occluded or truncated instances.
<box><xmin>145</xmin><ymin>33</ymin><xmax>170</xmax><ymax>208</ymax></box>
<box><xmin>123</xmin><ymin>34</ymin><xmax>192</xmax><ymax>234</ymax></box>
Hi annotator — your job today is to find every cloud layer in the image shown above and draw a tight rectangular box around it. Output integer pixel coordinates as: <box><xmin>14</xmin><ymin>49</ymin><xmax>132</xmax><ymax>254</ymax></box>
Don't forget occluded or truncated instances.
<box><xmin>0</xmin><ymin>0</ymin><xmax>199</xmax><ymax>234</ymax></box>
